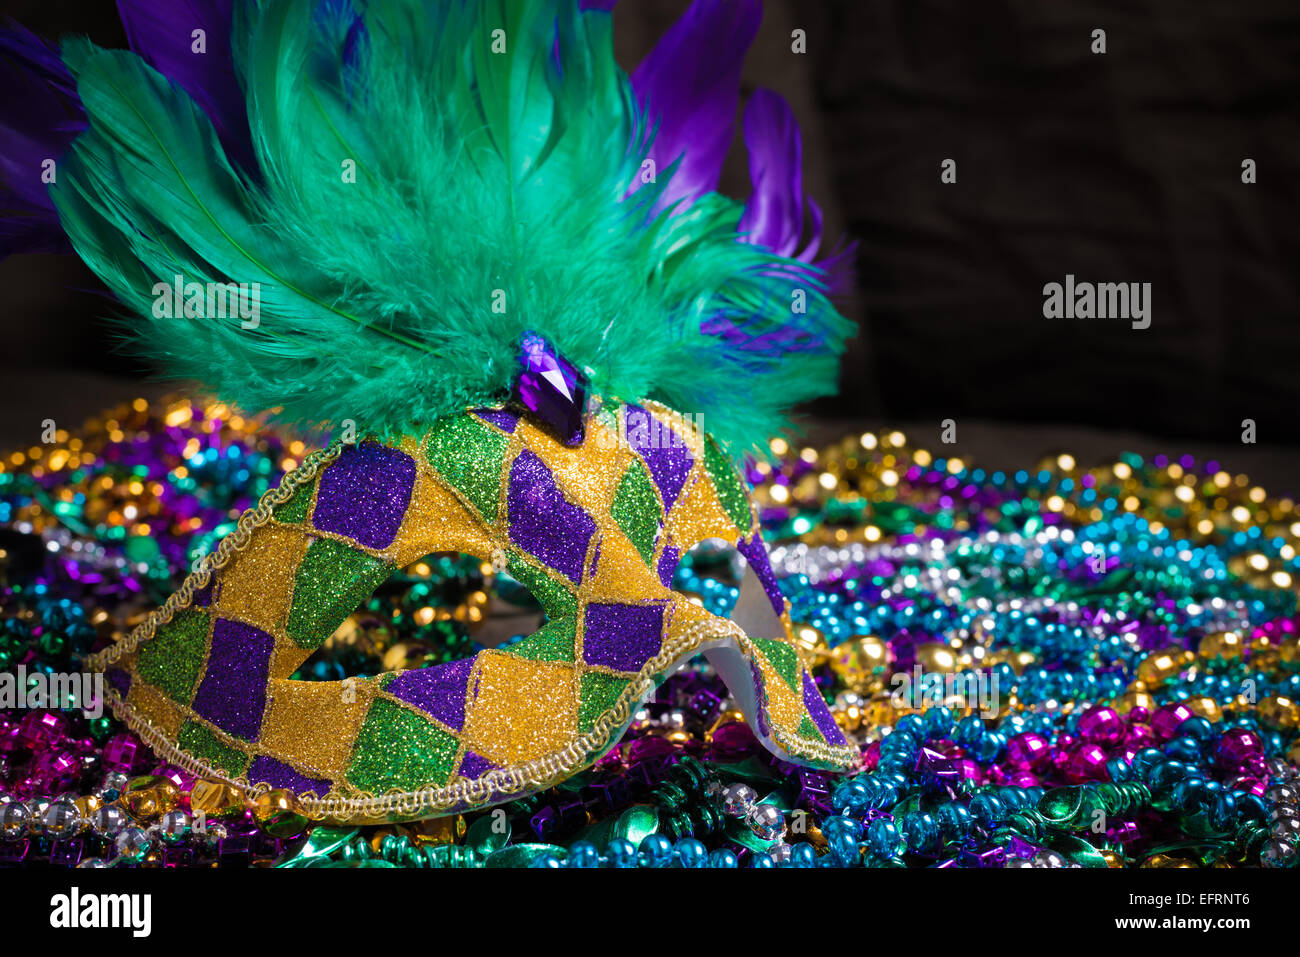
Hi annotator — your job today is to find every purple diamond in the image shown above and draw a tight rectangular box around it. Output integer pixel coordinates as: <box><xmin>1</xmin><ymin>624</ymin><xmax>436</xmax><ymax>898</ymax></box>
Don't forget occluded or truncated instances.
<box><xmin>458</xmin><ymin>751</ymin><xmax>497</xmax><ymax>780</ymax></box>
<box><xmin>513</xmin><ymin>332</ymin><xmax>586</xmax><ymax>446</ymax></box>
<box><xmin>312</xmin><ymin>443</ymin><xmax>416</xmax><ymax>550</ymax></box>
<box><xmin>624</xmin><ymin>405</ymin><xmax>693</xmax><ymax>509</ymax></box>
<box><xmin>386</xmin><ymin>657</ymin><xmax>475</xmax><ymax>731</ymax></box>
<box><xmin>737</xmin><ymin>532</ymin><xmax>785</xmax><ymax>614</ymax></box>
<box><xmin>248</xmin><ymin>756</ymin><xmax>332</xmax><ymax>796</ymax></box>
<box><xmin>472</xmin><ymin>408</ymin><xmax>519</xmax><ymax>433</ymax></box>
<box><xmin>582</xmin><ymin>602</ymin><xmax>666</xmax><ymax>672</ymax></box>
<box><xmin>657</xmin><ymin>544</ymin><xmax>680</xmax><ymax>588</ymax></box>
<box><xmin>191</xmin><ymin>618</ymin><xmax>273</xmax><ymax>740</ymax></box>
<box><xmin>507</xmin><ymin>449</ymin><xmax>596</xmax><ymax>583</ymax></box>
<box><xmin>802</xmin><ymin>671</ymin><xmax>848</xmax><ymax>746</ymax></box>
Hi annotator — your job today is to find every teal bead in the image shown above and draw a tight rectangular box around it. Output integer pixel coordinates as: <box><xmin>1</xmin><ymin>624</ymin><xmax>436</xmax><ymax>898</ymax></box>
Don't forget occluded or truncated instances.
<box><xmin>637</xmin><ymin>834</ymin><xmax>673</xmax><ymax>868</ymax></box>
<box><xmin>604</xmin><ymin>838</ymin><xmax>637</xmax><ymax>868</ymax></box>
<box><xmin>675</xmin><ymin>838</ymin><xmax>707</xmax><ymax>868</ymax></box>
<box><xmin>566</xmin><ymin>841</ymin><xmax>600</xmax><ymax>868</ymax></box>
<box><xmin>530</xmin><ymin>854</ymin><xmax>562</xmax><ymax>868</ymax></box>
<box><xmin>708</xmin><ymin>848</ymin><xmax>738</xmax><ymax>868</ymax></box>
<box><xmin>866</xmin><ymin>819</ymin><xmax>902</xmax><ymax>857</ymax></box>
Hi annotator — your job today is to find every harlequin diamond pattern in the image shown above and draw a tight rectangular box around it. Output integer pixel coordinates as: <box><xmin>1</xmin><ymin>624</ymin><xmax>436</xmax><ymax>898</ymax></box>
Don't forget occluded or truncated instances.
<box><xmin>106</xmin><ymin>404</ymin><xmax>855</xmax><ymax>811</ymax></box>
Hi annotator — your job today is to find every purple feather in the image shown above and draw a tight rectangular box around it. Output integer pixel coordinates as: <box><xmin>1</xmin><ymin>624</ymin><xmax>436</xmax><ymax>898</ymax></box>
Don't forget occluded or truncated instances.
<box><xmin>737</xmin><ymin>88</ymin><xmax>857</xmax><ymax>294</ymax></box>
<box><xmin>0</xmin><ymin>21</ymin><xmax>85</xmax><ymax>257</ymax></box>
<box><xmin>116</xmin><ymin>0</ymin><xmax>255</xmax><ymax>171</ymax></box>
<box><xmin>629</xmin><ymin>0</ymin><xmax>761</xmax><ymax>213</ymax></box>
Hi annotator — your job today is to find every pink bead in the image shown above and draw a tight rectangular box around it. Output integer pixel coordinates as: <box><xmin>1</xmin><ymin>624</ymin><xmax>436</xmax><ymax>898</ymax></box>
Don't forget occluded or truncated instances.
<box><xmin>1077</xmin><ymin>705</ymin><xmax>1123</xmax><ymax>746</ymax></box>
<box><xmin>1065</xmin><ymin>741</ymin><xmax>1110</xmax><ymax>783</ymax></box>
<box><xmin>18</xmin><ymin>710</ymin><xmax>67</xmax><ymax>749</ymax></box>
<box><xmin>1215</xmin><ymin>728</ymin><xmax>1264</xmax><ymax>775</ymax></box>
<box><xmin>1150</xmin><ymin>702</ymin><xmax>1196</xmax><ymax>740</ymax></box>
<box><xmin>101</xmin><ymin>732</ymin><xmax>143</xmax><ymax>773</ymax></box>
<box><xmin>861</xmin><ymin>740</ymin><xmax>881</xmax><ymax>772</ymax></box>
<box><xmin>1005</xmin><ymin>732</ymin><xmax>1051</xmax><ymax>771</ymax></box>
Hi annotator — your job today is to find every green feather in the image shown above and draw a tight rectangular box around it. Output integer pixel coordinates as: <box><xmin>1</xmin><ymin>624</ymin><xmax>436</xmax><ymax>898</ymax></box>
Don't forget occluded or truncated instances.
<box><xmin>50</xmin><ymin>0</ymin><xmax>852</xmax><ymax>456</ymax></box>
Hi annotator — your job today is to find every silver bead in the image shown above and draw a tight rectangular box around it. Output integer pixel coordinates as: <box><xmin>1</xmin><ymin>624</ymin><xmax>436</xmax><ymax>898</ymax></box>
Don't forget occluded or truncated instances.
<box><xmin>1269</xmin><ymin>816</ymin><xmax>1300</xmax><ymax>839</ymax></box>
<box><xmin>1262</xmin><ymin>838</ymin><xmax>1297</xmax><ymax>868</ymax></box>
<box><xmin>1265</xmin><ymin>783</ymin><xmax>1298</xmax><ymax>804</ymax></box>
<box><xmin>1031</xmin><ymin>850</ymin><xmax>1067</xmax><ymax>868</ymax></box>
<box><xmin>76</xmin><ymin>858</ymin><xmax>110</xmax><ymax>869</ymax></box>
<box><xmin>158</xmin><ymin>809</ymin><xmax>191</xmax><ymax>843</ymax></box>
<box><xmin>1005</xmin><ymin>857</ymin><xmax>1036</xmax><ymax>868</ymax></box>
<box><xmin>662</xmin><ymin>709</ymin><xmax>687</xmax><ymax>730</ymax></box>
<box><xmin>1270</xmin><ymin>804</ymin><xmax>1300</xmax><ymax>823</ymax></box>
<box><xmin>42</xmin><ymin>799</ymin><xmax>81</xmax><ymax>839</ymax></box>
<box><xmin>768</xmin><ymin>843</ymin><xmax>793</xmax><ymax>865</ymax></box>
<box><xmin>98</xmin><ymin>772</ymin><xmax>128</xmax><ymax>796</ymax></box>
<box><xmin>1</xmin><ymin>802</ymin><xmax>30</xmax><ymax>840</ymax></box>
<box><xmin>1267</xmin><ymin>758</ymin><xmax>1297</xmax><ymax>780</ymax></box>
<box><xmin>747</xmin><ymin>803</ymin><xmax>786</xmax><ymax>841</ymax></box>
<box><xmin>91</xmin><ymin>804</ymin><xmax>129</xmax><ymax>837</ymax></box>
<box><xmin>721</xmin><ymin>783</ymin><xmax>757</xmax><ymax>817</ymax></box>
<box><xmin>113</xmin><ymin>826</ymin><xmax>152</xmax><ymax>862</ymax></box>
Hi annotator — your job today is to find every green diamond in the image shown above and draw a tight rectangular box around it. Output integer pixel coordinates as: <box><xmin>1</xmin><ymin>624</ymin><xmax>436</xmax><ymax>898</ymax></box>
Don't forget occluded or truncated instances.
<box><xmin>506</xmin><ymin>555</ymin><xmax>577</xmax><ymax>619</ymax></box>
<box><xmin>345</xmin><ymin>699</ymin><xmax>459</xmax><ymax>793</ymax></box>
<box><xmin>178</xmin><ymin>719</ymin><xmax>250</xmax><ymax>776</ymax></box>
<box><xmin>578</xmin><ymin>671</ymin><xmax>630</xmax><ymax>733</ymax></box>
<box><xmin>137</xmin><ymin>609</ymin><xmax>210</xmax><ymax>704</ymax></box>
<box><xmin>609</xmin><ymin>458</ymin><xmax>661</xmax><ymax>565</ymax></box>
<box><xmin>425</xmin><ymin>416</ymin><xmax>509</xmax><ymax>523</ymax></box>
<box><xmin>704</xmin><ymin>436</ymin><xmax>752</xmax><ymax>532</ymax></box>
<box><xmin>510</xmin><ymin>617</ymin><xmax>577</xmax><ymax>663</ymax></box>
<box><xmin>751</xmin><ymin>636</ymin><xmax>800</xmax><ymax>691</ymax></box>
<box><xmin>287</xmin><ymin>538</ymin><xmax>392</xmax><ymax>649</ymax></box>
<box><xmin>273</xmin><ymin>476</ymin><xmax>316</xmax><ymax>525</ymax></box>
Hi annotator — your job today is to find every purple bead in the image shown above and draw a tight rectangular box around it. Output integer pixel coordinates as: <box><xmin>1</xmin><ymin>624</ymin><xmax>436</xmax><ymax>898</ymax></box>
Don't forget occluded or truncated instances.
<box><xmin>1076</xmin><ymin>705</ymin><xmax>1123</xmax><ymax>746</ymax></box>
<box><xmin>513</xmin><ymin>332</ymin><xmax>586</xmax><ymax>446</ymax></box>
<box><xmin>1005</xmin><ymin>732</ymin><xmax>1050</xmax><ymax>772</ymax></box>
<box><xmin>1150</xmin><ymin>701</ymin><xmax>1196</xmax><ymax>741</ymax></box>
<box><xmin>17</xmin><ymin>711</ymin><xmax>66</xmax><ymax>749</ymax></box>
<box><xmin>1065</xmin><ymin>741</ymin><xmax>1110</xmax><ymax>783</ymax></box>
<box><xmin>1215</xmin><ymin>728</ymin><xmax>1263</xmax><ymax>774</ymax></box>
<box><xmin>102</xmin><ymin>733</ymin><xmax>143</xmax><ymax>773</ymax></box>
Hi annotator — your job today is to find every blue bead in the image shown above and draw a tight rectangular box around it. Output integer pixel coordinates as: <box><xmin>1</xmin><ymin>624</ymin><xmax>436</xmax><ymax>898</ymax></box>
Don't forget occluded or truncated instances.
<box><xmin>566</xmin><ymin>841</ymin><xmax>600</xmax><ymax>868</ymax></box>
<box><xmin>708</xmin><ymin>848</ymin><xmax>739</xmax><ymax>869</ymax></box>
<box><xmin>822</xmin><ymin>815</ymin><xmax>862</xmax><ymax>842</ymax></box>
<box><xmin>674</xmin><ymin>838</ymin><xmax>708</xmax><ymax>868</ymax></box>
<box><xmin>750</xmin><ymin>853</ymin><xmax>775</xmax><ymax>868</ymax></box>
<box><xmin>604</xmin><ymin>838</ymin><xmax>637</xmax><ymax>868</ymax></box>
<box><xmin>866</xmin><ymin>819</ymin><xmax>901</xmax><ymax>857</ymax></box>
<box><xmin>530</xmin><ymin>854</ymin><xmax>563</xmax><ymax>868</ymax></box>
<box><xmin>790</xmin><ymin>842</ymin><xmax>818</xmax><ymax>867</ymax></box>
<box><xmin>638</xmin><ymin>834</ymin><xmax>674</xmax><ymax>868</ymax></box>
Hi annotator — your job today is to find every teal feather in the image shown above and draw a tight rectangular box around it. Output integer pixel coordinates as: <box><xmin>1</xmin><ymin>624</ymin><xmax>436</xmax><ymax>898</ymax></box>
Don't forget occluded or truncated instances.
<box><xmin>50</xmin><ymin>0</ymin><xmax>852</xmax><ymax>456</ymax></box>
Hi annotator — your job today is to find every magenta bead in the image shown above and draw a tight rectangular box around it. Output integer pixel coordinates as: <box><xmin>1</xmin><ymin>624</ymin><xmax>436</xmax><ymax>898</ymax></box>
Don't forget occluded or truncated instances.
<box><xmin>1077</xmin><ymin>705</ymin><xmax>1123</xmax><ymax>746</ymax></box>
<box><xmin>1150</xmin><ymin>702</ymin><xmax>1196</xmax><ymax>740</ymax></box>
<box><xmin>101</xmin><ymin>733</ymin><xmax>143</xmax><ymax>773</ymax></box>
<box><xmin>17</xmin><ymin>710</ymin><xmax>67</xmax><ymax>749</ymax></box>
<box><xmin>1215</xmin><ymin>728</ymin><xmax>1263</xmax><ymax>774</ymax></box>
<box><xmin>1065</xmin><ymin>741</ymin><xmax>1110</xmax><ymax>783</ymax></box>
<box><xmin>1005</xmin><ymin>732</ymin><xmax>1051</xmax><ymax>771</ymax></box>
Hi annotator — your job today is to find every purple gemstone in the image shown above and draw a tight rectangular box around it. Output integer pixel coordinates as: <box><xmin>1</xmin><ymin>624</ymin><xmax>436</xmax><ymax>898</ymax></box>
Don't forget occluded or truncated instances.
<box><xmin>386</xmin><ymin>657</ymin><xmax>475</xmax><ymax>731</ymax></box>
<box><xmin>582</xmin><ymin>602</ymin><xmax>666</xmax><ymax>672</ymax></box>
<box><xmin>191</xmin><ymin>618</ymin><xmax>273</xmax><ymax>740</ymax></box>
<box><xmin>513</xmin><ymin>332</ymin><xmax>586</xmax><ymax>446</ymax></box>
<box><xmin>312</xmin><ymin>443</ymin><xmax>417</xmax><ymax>550</ymax></box>
<box><xmin>507</xmin><ymin>450</ymin><xmax>596</xmax><ymax>583</ymax></box>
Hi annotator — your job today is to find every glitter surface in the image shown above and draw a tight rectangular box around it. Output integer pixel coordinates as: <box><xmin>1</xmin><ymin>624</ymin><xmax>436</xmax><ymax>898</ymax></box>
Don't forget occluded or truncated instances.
<box><xmin>425</xmin><ymin>415</ymin><xmax>509</xmax><ymax>522</ymax></box>
<box><xmin>248</xmin><ymin>755</ymin><xmax>332</xmax><ymax>796</ymax></box>
<box><xmin>624</xmin><ymin>404</ymin><xmax>693</xmax><ymax>510</ymax></box>
<box><xmin>190</xmin><ymin>617</ymin><xmax>274</xmax><ymax>740</ymax></box>
<box><xmin>345</xmin><ymin>698</ymin><xmax>460</xmax><ymax>793</ymax></box>
<box><xmin>462</xmin><ymin>651</ymin><xmax>577</xmax><ymax>766</ymax></box>
<box><xmin>582</xmin><ymin>601</ymin><xmax>667</xmax><ymax>672</ymax></box>
<box><xmin>287</xmin><ymin>537</ymin><xmax>393</xmax><ymax>649</ymax></box>
<box><xmin>179</xmin><ymin>719</ymin><xmax>251</xmax><ymax>776</ymax></box>
<box><xmin>507</xmin><ymin>449</ymin><xmax>596</xmax><ymax>584</ymax></box>
<box><xmin>386</xmin><ymin>657</ymin><xmax>475</xmax><ymax>731</ymax></box>
<box><xmin>312</xmin><ymin>442</ymin><xmax>416</xmax><ymax>549</ymax></box>
<box><xmin>609</xmin><ymin>458</ymin><xmax>661</xmax><ymax>565</ymax></box>
<box><xmin>703</xmin><ymin>434</ymin><xmax>753</xmax><ymax>533</ymax></box>
<box><xmin>738</xmin><ymin>531</ymin><xmax>786</xmax><ymax>614</ymax></box>
<box><xmin>802</xmin><ymin>671</ymin><xmax>847</xmax><ymax>746</ymax></box>
<box><xmin>136</xmin><ymin>608</ymin><xmax>210</xmax><ymax>705</ymax></box>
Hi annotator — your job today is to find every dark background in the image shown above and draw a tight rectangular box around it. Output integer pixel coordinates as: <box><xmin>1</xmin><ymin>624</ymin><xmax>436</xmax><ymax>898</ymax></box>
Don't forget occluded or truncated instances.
<box><xmin>3</xmin><ymin>1</ymin><xmax>1299</xmax><ymax>484</ymax></box>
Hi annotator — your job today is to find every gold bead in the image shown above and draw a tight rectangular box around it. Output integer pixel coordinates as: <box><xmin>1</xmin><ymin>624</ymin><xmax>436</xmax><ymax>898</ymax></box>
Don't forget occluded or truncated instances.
<box><xmin>829</xmin><ymin>635</ymin><xmax>891</xmax><ymax>692</ymax></box>
<box><xmin>1113</xmin><ymin>689</ymin><xmax>1155</xmax><ymax>715</ymax></box>
<box><xmin>1258</xmin><ymin>695</ymin><xmax>1300</xmax><ymax>732</ymax></box>
<box><xmin>1198</xmin><ymin>630</ymin><xmax>1245</xmax><ymax>661</ymax></box>
<box><xmin>1135</xmin><ymin>647</ymin><xmax>1186</xmax><ymax>686</ymax></box>
<box><xmin>914</xmin><ymin>642</ymin><xmax>957</xmax><ymax>674</ymax></box>
<box><xmin>791</xmin><ymin>624</ymin><xmax>830</xmax><ymax>667</ymax></box>
<box><xmin>124</xmin><ymin>775</ymin><xmax>179</xmax><ymax>821</ymax></box>
<box><xmin>188</xmin><ymin>779</ymin><xmax>245</xmax><ymax>819</ymax></box>
<box><xmin>1184</xmin><ymin>696</ymin><xmax>1222</xmax><ymax>722</ymax></box>
<box><xmin>1142</xmin><ymin>853</ymin><xmax>1196</xmax><ymax>868</ymax></box>
<box><xmin>252</xmin><ymin>789</ymin><xmax>308</xmax><ymax>838</ymax></box>
<box><xmin>1100</xmin><ymin>850</ymin><xmax>1125</xmax><ymax>868</ymax></box>
<box><xmin>1279</xmin><ymin>637</ymin><xmax>1300</xmax><ymax>669</ymax></box>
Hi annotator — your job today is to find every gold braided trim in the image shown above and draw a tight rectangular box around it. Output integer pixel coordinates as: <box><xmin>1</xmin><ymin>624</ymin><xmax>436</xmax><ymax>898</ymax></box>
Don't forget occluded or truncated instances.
<box><xmin>96</xmin><ymin>614</ymin><xmax>860</xmax><ymax>823</ymax></box>
<box><xmin>85</xmin><ymin>443</ymin><xmax>345</xmax><ymax>672</ymax></box>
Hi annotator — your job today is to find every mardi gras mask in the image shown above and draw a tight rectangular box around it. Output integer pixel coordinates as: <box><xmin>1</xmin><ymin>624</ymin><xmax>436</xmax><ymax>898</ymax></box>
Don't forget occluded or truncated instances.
<box><xmin>5</xmin><ymin>0</ymin><xmax>858</xmax><ymax>820</ymax></box>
